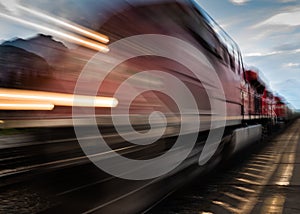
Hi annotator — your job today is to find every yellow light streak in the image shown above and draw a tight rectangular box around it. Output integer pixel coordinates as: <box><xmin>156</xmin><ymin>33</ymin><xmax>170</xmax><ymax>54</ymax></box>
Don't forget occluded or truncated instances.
<box><xmin>0</xmin><ymin>88</ymin><xmax>118</xmax><ymax>108</ymax></box>
<box><xmin>0</xmin><ymin>101</ymin><xmax>54</xmax><ymax>110</ymax></box>
<box><xmin>0</xmin><ymin>12</ymin><xmax>109</xmax><ymax>52</ymax></box>
<box><xmin>18</xmin><ymin>5</ymin><xmax>109</xmax><ymax>44</ymax></box>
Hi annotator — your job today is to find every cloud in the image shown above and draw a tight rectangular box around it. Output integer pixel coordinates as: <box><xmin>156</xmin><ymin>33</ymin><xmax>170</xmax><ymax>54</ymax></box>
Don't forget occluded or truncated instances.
<box><xmin>256</xmin><ymin>8</ymin><xmax>300</xmax><ymax>27</ymax></box>
<box><xmin>273</xmin><ymin>43</ymin><xmax>300</xmax><ymax>52</ymax></box>
<box><xmin>245</xmin><ymin>51</ymin><xmax>283</xmax><ymax>57</ymax></box>
<box><xmin>245</xmin><ymin>48</ymin><xmax>300</xmax><ymax>58</ymax></box>
<box><xmin>0</xmin><ymin>0</ymin><xmax>19</xmax><ymax>14</ymax></box>
<box><xmin>229</xmin><ymin>0</ymin><xmax>250</xmax><ymax>5</ymax></box>
<box><xmin>278</xmin><ymin>0</ymin><xmax>297</xmax><ymax>3</ymax></box>
<box><xmin>249</xmin><ymin>24</ymin><xmax>296</xmax><ymax>41</ymax></box>
<box><xmin>284</xmin><ymin>62</ymin><xmax>300</xmax><ymax>68</ymax></box>
<box><xmin>273</xmin><ymin>79</ymin><xmax>300</xmax><ymax>108</ymax></box>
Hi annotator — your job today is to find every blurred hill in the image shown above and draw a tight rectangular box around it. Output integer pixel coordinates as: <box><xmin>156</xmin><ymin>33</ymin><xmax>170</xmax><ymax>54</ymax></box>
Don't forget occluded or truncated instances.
<box><xmin>0</xmin><ymin>45</ymin><xmax>51</xmax><ymax>88</ymax></box>
<box><xmin>2</xmin><ymin>34</ymin><xmax>68</xmax><ymax>68</ymax></box>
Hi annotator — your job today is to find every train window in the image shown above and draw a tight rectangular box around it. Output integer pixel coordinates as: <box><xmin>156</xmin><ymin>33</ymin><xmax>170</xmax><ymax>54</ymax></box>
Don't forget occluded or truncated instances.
<box><xmin>222</xmin><ymin>47</ymin><xmax>231</xmax><ymax>66</ymax></box>
<box><xmin>238</xmin><ymin>54</ymin><xmax>244</xmax><ymax>75</ymax></box>
<box><xmin>234</xmin><ymin>51</ymin><xmax>240</xmax><ymax>74</ymax></box>
<box><xmin>230</xmin><ymin>54</ymin><xmax>235</xmax><ymax>70</ymax></box>
<box><xmin>202</xmin><ymin>25</ymin><xmax>218</xmax><ymax>51</ymax></box>
<box><xmin>222</xmin><ymin>48</ymin><xmax>227</xmax><ymax>64</ymax></box>
<box><xmin>237</xmin><ymin>60</ymin><xmax>241</xmax><ymax>75</ymax></box>
<box><xmin>186</xmin><ymin>7</ymin><xmax>222</xmax><ymax>58</ymax></box>
<box><xmin>217</xmin><ymin>46</ymin><xmax>224</xmax><ymax>61</ymax></box>
<box><xmin>191</xmin><ymin>1</ymin><xmax>245</xmax><ymax>70</ymax></box>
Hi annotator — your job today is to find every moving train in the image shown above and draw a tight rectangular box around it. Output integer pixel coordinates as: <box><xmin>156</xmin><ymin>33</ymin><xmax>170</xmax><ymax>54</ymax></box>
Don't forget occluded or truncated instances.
<box><xmin>0</xmin><ymin>0</ymin><xmax>296</xmax><ymax>213</ymax></box>
<box><xmin>0</xmin><ymin>0</ymin><xmax>294</xmax><ymax>147</ymax></box>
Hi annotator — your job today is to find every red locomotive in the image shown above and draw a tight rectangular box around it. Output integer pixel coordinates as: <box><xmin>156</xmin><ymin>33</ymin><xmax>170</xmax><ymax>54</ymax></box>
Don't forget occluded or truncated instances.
<box><xmin>0</xmin><ymin>0</ymin><xmax>295</xmax><ymax>156</ymax></box>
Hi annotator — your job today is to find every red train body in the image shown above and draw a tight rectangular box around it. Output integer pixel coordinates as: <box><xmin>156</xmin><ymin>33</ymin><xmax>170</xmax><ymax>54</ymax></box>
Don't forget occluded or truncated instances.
<box><xmin>0</xmin><ymin>0</ymin><xmax>295</xmax><ymax>131</ymax></box>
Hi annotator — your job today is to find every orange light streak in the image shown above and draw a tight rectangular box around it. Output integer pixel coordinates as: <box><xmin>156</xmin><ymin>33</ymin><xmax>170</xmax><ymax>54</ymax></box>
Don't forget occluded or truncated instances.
<box><xmin>0</xmin><ymin>88</ymin><xmax>118</xmax><ymax>108</ymax></box>
<box><xmin>0</xmin><ymin>100</ymin><xmax>54</xmax><ymax>110</ymax></box>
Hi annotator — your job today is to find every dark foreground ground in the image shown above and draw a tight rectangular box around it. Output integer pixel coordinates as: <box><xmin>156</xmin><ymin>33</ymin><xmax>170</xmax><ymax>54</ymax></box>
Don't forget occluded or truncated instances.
<box><xmin>0</xmin><ymin>119</ymin><xmax>299</xmax><ymax>213</ymax></box>
<box><xmin>150</xmin><ymin>119</ymin><xmax>300</xmax><ymax>214</ymax></box>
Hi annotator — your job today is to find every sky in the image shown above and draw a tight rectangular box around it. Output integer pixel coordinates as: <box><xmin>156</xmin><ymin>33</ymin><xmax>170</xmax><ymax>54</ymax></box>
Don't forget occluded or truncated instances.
<box><xmin>0</xmin><ymin>0</ymin><xmax>299</xmax><ymax>108</ymax></box>
<box><xmin>198</xmin><ymin>0</ymin><xmax>300</xmax><ymax>109</ymax></box>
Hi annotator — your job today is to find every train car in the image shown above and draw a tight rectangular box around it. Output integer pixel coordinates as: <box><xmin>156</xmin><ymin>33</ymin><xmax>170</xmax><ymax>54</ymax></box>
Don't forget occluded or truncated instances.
<box><xmin>244</xmin><ymin>69</ymin><xmax>280</xmax><ymax>121</ymax></box>
<box><xmin>274</xmin><ymin>96</ymin><xmax>286</xmax><ymax>121</ymax></box>
<box><xmin>244</xmin><ymin>69</ymin><xmax>266</xmax><ymax>118</ymax></box>
<box><xmin>274</xmin><ymin>96</ymin><xmax>296</xmax><ymax>122</ymax></box>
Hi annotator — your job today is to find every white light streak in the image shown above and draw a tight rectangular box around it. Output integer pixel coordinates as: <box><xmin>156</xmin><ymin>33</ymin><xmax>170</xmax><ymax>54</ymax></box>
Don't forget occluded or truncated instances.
<box><xmin>17</xmin><ymin>5</ymin><xmax>109</xmax><ymax>44</ymax></box>
<box><xmin>0</xmin><ymin>12</ymin><xmax>109</xmax><ymax>52</ymax></box>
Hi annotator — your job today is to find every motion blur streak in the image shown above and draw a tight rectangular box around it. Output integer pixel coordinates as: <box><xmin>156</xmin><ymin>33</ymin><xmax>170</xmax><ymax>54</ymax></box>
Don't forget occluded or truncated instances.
<box><xmin>17</xmin><ymin>5</ymin><xmax>109</xmax><ymax>44</ymax></box>
<box><xmin>0</xmin><ymin>88</ymin><xmax>118</xmax><ymax>108</ymax></box>
<box><xmin>0</xmin><ymin>101</ymin><xmax>54</xmax><ymax>110</ymax></box>
<box><xmin>0</xmin><ymin>12</ymin><xmax>109</xmax><ymax>52</ymax></box>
